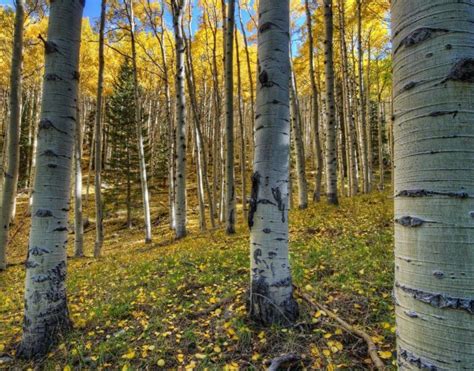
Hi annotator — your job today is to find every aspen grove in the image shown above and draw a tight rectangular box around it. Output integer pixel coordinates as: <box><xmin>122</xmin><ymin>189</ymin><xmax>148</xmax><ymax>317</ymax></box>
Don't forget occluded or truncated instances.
<box><xmin>0</xmin><ymin>0</ymin><xmax>472</xmax><ymax>369</ymax></box>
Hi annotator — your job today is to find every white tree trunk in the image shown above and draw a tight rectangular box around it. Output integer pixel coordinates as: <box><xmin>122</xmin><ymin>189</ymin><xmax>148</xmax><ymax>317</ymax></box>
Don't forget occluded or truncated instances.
<box><xmin>128</xmin><ymin>0</ymin><xmax>152</xmax><ymax>244</ymax></box>
<box><xmin>249</xmin><ymin>0</ymin><xmax>298</xmax><ymax>326</ymax></box>
<box><xmin>16</xmin><ymin>0</ymin><xmax>84</xmax><ymax>359</ymax></box>
<box><xmin>392</xmin><ymin>1</ymin><xmax>474</xmax><ymax>369</ymax></box>
<box><xmin>93</xmin><ymin>0</ymin><xmax>106</xmax><ymax>257</ymax></box>
<box><xmin>304</xmin><ymin>0</ymin><xmax>323</xmax><ymax>202</ymax></box>
<box><xmin>0</xmin><ymin>0</ymin><xmax>24</xmax><ymax>270</ymax></box>
<box><xmin>172</xmin><ymin>0</ymin><xmax>188</xmax><ymax>239</ymax></box>
<box><xmin>74</xmin><ymin>103</ymin><xmax>83</xmax><ymax>257</ymax></box>
<box><xmin>289</xmin><ymin>70</ymin><xmax>308</xmax><ymax>209</ymax></box>
<box><xmin>224</xmin><ymin>0</ymin><xmax>236</xmax><ymax>234</ymax></box>
<box><xmin>323</xmin><ymin>0</ymin><xmax>338</xmax><ymax>205</ymax></box>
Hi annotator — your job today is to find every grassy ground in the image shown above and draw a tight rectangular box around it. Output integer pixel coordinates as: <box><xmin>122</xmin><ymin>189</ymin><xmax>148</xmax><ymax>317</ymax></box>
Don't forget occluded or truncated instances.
<box><xmin>0</xmin><ymin>190</ymin><xmax>395</xmax><ymax>370</ymax></box>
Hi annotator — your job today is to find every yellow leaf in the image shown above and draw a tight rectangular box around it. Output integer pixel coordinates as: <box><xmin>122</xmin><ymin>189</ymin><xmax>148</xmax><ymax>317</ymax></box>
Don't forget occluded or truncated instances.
<box><xmin>335</xmin><ymin>329</ymin><xmax>343</xmax><ymax>335</ymax></box>
<box><xmin>378</xmin><ymin>351</ymin><xmax>392</xmax><ymax>359</ymax></box>
<box><xmin>327</xmin><ymin>364</ymin><xmax>336</xmax><ymax>371</ymax></box>
<box><xmin>310</xmin><ymin>344</ymin><xmax>320</xmax><ymax>357</ymax></box>
<box><xmin>323</xmin><ymin>349</ymin><xmax>331</xmax><ymax>357</ymax></box>
<box><xmin>323</xmin><ymin>333</ymin><xmax>332</xmax><ymax>339</ymax></box>
<box><xmin>157</xmin><ymin>359</ymin><xmax>165</xmax><ymax>367</ymax></box>
<box><xmin>177</xmin><ymin>354</ymin><xmax>184</xmax><ymax>363</ymax></box>
<box><xmin>121</xmin><ymin>350</ymin><xmax>136</xmax><ymax>360</ymax></box>
<box><xmin>258</xmin><ymin>331</ymin><xmax>265</xmax><ymax>339</ymax></box>
<box><xmin>213</xmin><ymin>346</ymin><xmax>222</xmax><ymax>353</ymax></box>
<box><xmin>0</xmin><ymin>344</ymin><xmax>4</xmax><ymax>352</ymax></box>
<box><xmin>195</xmin><ymin>353</ymin><xmax>207</xmax><ymax>359</ymax></box>
<box><xmin>63</xmin><ymin>366</ymin><xmax>72</xmax><ymax>371</ymax></box>
<box><xmin>251</xmin><ymin>353</ymin><xmax>260</xmax><ymax>361</ymax></box>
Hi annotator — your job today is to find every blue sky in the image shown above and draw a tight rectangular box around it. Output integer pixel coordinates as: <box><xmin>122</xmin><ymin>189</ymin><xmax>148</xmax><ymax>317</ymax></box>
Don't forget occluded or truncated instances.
<box><xmin>0</xmin><ymin>0</ymin><xmax>102</xmax><ymax>18</ymax></box>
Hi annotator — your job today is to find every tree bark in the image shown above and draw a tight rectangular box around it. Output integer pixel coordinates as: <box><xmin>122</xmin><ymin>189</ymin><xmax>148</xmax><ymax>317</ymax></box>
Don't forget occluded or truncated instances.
<box><xmin>323</xmin><ymin>0</ymin><xmax>338</xmax><ymax>205</ymax></box>
<box><xmin>289</xmin><ymin>68</ymin><xmax>308</xmax><ymax>209</ymax></box>
<box><xmin>304</xmin><ymin>0</ymin><xmax>323</xmax><ymax>202</ymax></box>
<box><xmin>93</xmin><ymin>0</ymin><xmax>106</xmax><ymax>257</ymax></box>
<box><xmin>249</xmin><ymin>0</ymin><xmax>298</xmax><ymax>326</ymax></box>
<box><xmin>392</xmin><ymin>1</ymin><xmax>474</xmax><ymax>369</ymax></box>
<box><xmin>16</xmin><ymin>0</ymin><xmax>84</xmax><ymax>359</ymax></box>
<box><xmin>0</xmin><ymin>0</ymin><xmax>24</xmax><ymax>270</ymax></box>
<box><xmin>357</xmin><ymin>0</ymin><xmax>370</xmax><ymax>193</ymax></box>
<box><xmin>172</xmin><ymin>0</ymin><xmax>188</xmax><ymax>239</ymax></box>
<box><xmin>127</xmin><ymin>0</ymin><xmax>152</xmax><ymax>243</ymax></box>
<box><xmin>224</xmin><ymin>0</ymin><xmax>236</xmax><ymax>234</ymax></box>
<box><xmin>74</xmin><ymin>102</ymin><xmax>84</xmax><ymax>257</ymax></box>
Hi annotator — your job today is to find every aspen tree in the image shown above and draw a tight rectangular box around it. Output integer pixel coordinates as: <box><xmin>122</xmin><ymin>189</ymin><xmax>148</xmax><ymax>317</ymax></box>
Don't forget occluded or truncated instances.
<box><xmin>17</xmin><ymin>0</ymin><xmax>84</xmax><ymax>358</ymax></box>
<box><xmin>93</xmin><ymin>0</ymin><xmax>106</xmax><ymax>257</ymax></box>
<box><xmin>392</xmin><ymin>0</ymin><xmax>474</xmax><ymax>368</ymax></box>
<box><xmin>224</xmin><ymin>0</ymin><xmax>236</xmax><ymax>234</ymax></box>
<box><xmin>304</xmin><ymin>0</ymin><xmax>323</xmax><ymax>202</ymax></box>
<box><xmin>0</xmin><ymin>0</ymin><xmax>24</xmax><ymax>270</ymax></box>
<box><xmin>172</xmin><ymin>0</ymin><xmax>188</xmax><ymax>239</ymax></box>
<box><xmin>323</xmin><ymin>0</ymin><xmax>338</xmax><ymax>205</ymax></box>
<box><xmin>249</xmin><ymin>0</ymin><xmax>298</xmax><ymax>326</ymax></box>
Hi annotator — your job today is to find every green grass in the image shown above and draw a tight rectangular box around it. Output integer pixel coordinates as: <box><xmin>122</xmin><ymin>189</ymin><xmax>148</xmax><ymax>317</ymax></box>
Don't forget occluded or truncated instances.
<box><xmin>0</xmin><ymin>190</ymin><xmax>395</xmax><ymax>369</ymax></box>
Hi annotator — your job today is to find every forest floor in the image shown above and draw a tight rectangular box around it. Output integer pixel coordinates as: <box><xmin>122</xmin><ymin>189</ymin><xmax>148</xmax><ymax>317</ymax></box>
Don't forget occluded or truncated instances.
<box><xmin>0</xmin><ymin>189</ymin><xmax>395</xmax><ymax>370</ymax></box>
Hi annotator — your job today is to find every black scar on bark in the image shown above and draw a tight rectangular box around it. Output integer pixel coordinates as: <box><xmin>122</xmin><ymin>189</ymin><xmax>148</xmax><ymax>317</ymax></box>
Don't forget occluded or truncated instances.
<box><xmin>29</xmin><ymin>246</ymin><xmax>50</xmax><ymax>256</ymax></box>
<box><xmin>35</xmin><ymin>209</ymin><xmax>53</xmax><ymax>217</ymax></box>
<box><xmin>248</xmin><ymin>171</ymin><xmax>261</xmax><ymax>229</ymax></box>
<box><xmin>395</xmin><ymin>27</ymin><xmax>449</xmax><ymax>54</ymax></box>
<box><xmin>395</xmin><ymin>216</ymin><xmax>425</xmax><ymax>227</ymax></box>
<box><xmin>395</xmin><ymin>189</ymin><xmax>469</xmax><ymax>198</ymax></box>
<box><xmin>398</xmin><ymin>348</ymin><xmax>438</xmax><ymax>371</ymax></box>
<box><xmin>38</xmin><ymin>34</ymin><xmax>58</xmax><ymax>54</ymax></box>
<box><xmin>247</xmin><ymin>275</ymin><xmax>299</xmax><ymax>326</ymax></box>
<box><xmin>259</xmin><ymin>70</ymin><xmax>274</xmax><ymax>88</ymax></box>
<box><xmin>254</xmin><ymin>248</ymin><xmax>262</xmax><ymax>265</ymax></box>
<box><xmin>443</xmin><ymin>58</ymin><xmax>474</xmax><ymax>83</ymax></box>
<box><xmin>396</xmin><ymin>282</ymin><xmax>474</xmax><ymax>314</ymax></box>
<box><xmin>271</xmin><ymin>187</ymin><xmax>285</xmax><ymax>223</ymax></box>
<box><xmin>45</xmin><ymin>73</ymin><xmax>62</xmax><ymax>81</ymax></box>
<box><xmin>259</xmin><ymin>22</ymin><xmax>275</xmax><ymax>34</ymax></box>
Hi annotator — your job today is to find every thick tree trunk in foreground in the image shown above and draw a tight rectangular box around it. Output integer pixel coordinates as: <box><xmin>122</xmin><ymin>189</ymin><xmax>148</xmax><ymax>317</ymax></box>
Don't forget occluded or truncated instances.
<box><xmin>172</xmin><ymin>0</ymin><xmax>187</xmax><ymax>239</ymax></box>
<box><xmin>17</xmin><ymin>0</ymin><xmax>84</xmax><ymax>359</ymax></box>
<box><xmin>323</xmin><ymin>0</ymin><xmax>338</xmax><ymax>205</ymax></box>
<box><xmin>0</xmin><ymin>0</ymin><xmax>24</xmax><ymax>270</ymax></box>
<box><xmin>249</xmin><ymin>0</ymin><xmax>298</xmax><ymax>326</ymax></box>
<box><xmin>392</xmin><ymin>1</ymin><xmax>474</xmax><ymax>369</ymax></box>
<box><xmin>93</xmin><ymin>0</ymin><xmax>106</xmax><ymax>257</ymax></box>
<box><xmin>224</xmin><ymin>0</ymin><xmax>236</xmax><ymax>234</ymax></box>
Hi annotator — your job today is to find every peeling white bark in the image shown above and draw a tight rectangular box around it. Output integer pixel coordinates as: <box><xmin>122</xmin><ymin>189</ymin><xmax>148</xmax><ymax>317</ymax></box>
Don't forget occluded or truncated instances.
<box><xmin>17</xmin><ymin>0</ymin><xmax>84</xmax><ymax>359</ymax></box>
<box><xmin>249</xmin><ymin>0</ymin><xmax>298</xmax><ymax>326</ymax></box>
<box><xmin>392</xmin><ymin>1</ymin><xmax>474</xmax><ymax>369</ymax></box>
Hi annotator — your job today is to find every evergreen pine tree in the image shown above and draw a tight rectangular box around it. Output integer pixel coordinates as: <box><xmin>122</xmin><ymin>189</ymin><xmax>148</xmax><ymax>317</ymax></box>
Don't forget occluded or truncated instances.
<box><xmin>105</xmin><ymin>62</ymin><xmax>149</xmax><ymax>227</ymax></box>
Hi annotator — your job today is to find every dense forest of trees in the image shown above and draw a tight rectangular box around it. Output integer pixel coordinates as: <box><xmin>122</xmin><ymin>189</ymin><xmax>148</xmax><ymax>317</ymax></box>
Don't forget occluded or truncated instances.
<box><xmin>0</xmin><ymin>0</ymin><xmax>473</xmax><ymax>369</ymax></box>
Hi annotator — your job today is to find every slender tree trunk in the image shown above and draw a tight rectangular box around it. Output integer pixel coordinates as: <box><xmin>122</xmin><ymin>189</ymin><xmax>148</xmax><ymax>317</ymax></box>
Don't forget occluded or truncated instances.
<box><xmin>74</xmin><ymin>103</ymin><xmax>83</xmax><ymax>257</ymax></box>
<box><xmin>392</xmin><ymin>1</ymin><xmax>474</xmax><ymax>369</ymax></box>
<box><xmin>357</xmin><ymin>0</ymin><xmax>370</xmax><ymax>193</ymax></box>
<box><xmin>93</xmin><ymin>0</ymin><xmax>106</xmax><ymax>257</ymax></box>
<box><xmin>127</xmin><ymin>0</ymin><xmax>152</xmax><ymax>243</ymax></box>
<box><xmin>289</xmin><ymin>69</ymin><xmax>308</xmax><ymax>209</ymax></box>
<box><xmin>323</xmin><ymin>0</ymin><xmax>338</xmax><ymax>205</ymax></box>
<box><xmin>235</xmin><ymin>26</ymin><xmax>247</xmax><ymax>221</ymax></box>
<box><xmin>0</xmin><ymin>0</ymin><xmax>24</xmax><ymax>270</ymax></box>
<box><xmin>224</xmin><ymin>0</ymin><xmax>236</xmax><ymax>234</ymax></box>
<box><xmin>249</xmin><ymin>0</ymin><xmax>298</xmax><ymax>326</ymax></box>
<box><xmin>338</xmin><ymin>0</ymin><xmax>358</xmax><ymax>196</ymax></box>
<box><xmin>172</xmin><ymin>0</ymin><xmax>188</xmax><ymax>239</ymax></box>
<box><xmin>304</xmin><ymin>0</ymin><xmax>323</xmax><ymax>202</ymax></box>
<box><xmin>377</xmin><ymin>98</ymin><xmax>384</xmax><ymax>190</ymax></box>
<box><xmin>17</xmin><ymin>0</ymin><xmax>84</xmax><ymax>358</ymax></box>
